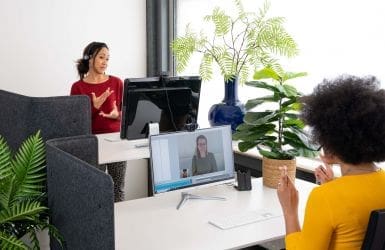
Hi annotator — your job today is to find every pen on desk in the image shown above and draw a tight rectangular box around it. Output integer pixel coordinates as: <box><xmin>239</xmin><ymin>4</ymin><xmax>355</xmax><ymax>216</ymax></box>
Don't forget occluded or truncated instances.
<box><xmin>134</xmin><ymin>143</ymin><xmax>148</xmax><ymax>148</ymax></box>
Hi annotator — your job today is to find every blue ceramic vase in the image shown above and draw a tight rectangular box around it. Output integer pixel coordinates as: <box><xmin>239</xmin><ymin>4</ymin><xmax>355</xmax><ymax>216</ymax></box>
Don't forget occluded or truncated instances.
<box><xmin>208</xmin><ymin>77</ymin><xmax>245</xmax><ymax>131</ymax></box>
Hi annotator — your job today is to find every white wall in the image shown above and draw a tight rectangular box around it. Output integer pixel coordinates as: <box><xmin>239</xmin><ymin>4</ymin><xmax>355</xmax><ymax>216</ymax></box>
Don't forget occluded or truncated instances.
<box><xmin>0</xmin><ymin>0</ymin><xmax>146</xmax><ymax>97</ymax></box>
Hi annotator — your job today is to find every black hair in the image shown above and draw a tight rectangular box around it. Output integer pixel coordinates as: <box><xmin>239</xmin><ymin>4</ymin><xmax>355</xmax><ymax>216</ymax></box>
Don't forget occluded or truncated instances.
<box><xmin>301</xmin><ymin>75</ymin><xmax>385</xmax><ymax>164</ymax></box>
<box><xmin>76</xmin><ymin>41</ymin><xmax>109</xmax><ymax>79</ymax></box>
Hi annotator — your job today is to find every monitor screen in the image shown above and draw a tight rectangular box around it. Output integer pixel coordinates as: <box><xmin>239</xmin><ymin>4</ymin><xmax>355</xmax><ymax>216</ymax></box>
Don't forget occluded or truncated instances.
<box><xmin>149</xmin><ymin>125</ymin><xmax>235</xmax><ymax>194</ymax></box>
<box><xmin>120</xmin><ymin>76</ymin><xmax>202</xmax><ymax>140</ymax></box>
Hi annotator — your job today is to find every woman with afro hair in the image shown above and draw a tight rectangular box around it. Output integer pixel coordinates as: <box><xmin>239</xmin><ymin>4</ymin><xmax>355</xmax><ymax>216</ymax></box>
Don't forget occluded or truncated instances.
<box><xmin>277</xmin><ymin>75</ymin><xmax>385</xmax><ymax>249</ymax></box>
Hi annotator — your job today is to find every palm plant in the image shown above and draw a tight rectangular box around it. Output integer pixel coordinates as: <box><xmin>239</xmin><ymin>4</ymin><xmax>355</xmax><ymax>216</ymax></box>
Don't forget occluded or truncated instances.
<box><xmin>233</xmin><ymin>67</ymin><xmax>318</xmax><ymax>159</ymax></box>
<box><xmin>0</xmin><ymin>131</ymin><xmax>64</xmax><ymax>249</ymax></box>
<box><xmin>171</xmin><ymin>0</ymin><xmax>298</xmax><ymax>84</ymax></box>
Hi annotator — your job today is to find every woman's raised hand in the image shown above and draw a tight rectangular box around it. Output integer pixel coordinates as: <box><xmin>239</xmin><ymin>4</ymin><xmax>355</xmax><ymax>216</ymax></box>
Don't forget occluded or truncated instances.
<box><xmin>91</xmin><ymin>87</ymin><xmax>114</xmax><ymax>109</ymax></box>
<box><xmin>314</xmin><ymin>154</ymin><xmax>334</xmax><ymax>184</ymax></box>
<box><xmin>99</xmin><ymin>101</ymin><xmax>119</xmax><ymax>119</ymax></box>
<box><xmin>277</xmin><ymin>166</ymin><xmax>299</xmax><ymax>216</ymax></box>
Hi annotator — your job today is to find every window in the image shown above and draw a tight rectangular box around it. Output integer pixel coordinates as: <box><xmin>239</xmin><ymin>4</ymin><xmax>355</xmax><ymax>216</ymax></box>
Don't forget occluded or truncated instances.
<box><xmin>174</xmin><ymin>0</ymin><xmax>385</xmax><ymax>128</ymax></box>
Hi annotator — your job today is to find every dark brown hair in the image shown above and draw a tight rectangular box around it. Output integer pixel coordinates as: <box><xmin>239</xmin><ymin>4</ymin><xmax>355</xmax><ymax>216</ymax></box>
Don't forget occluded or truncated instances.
<box><xmin>76</xmin><ymin>42</ymin><xmax>109</xmax><ymax>79</ymax></box>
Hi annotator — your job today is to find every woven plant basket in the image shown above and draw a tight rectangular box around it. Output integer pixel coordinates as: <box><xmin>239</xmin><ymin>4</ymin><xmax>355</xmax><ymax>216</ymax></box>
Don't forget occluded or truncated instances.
<box><xmin>262</xmin><ymin>157</ymin><xmax>296</xmax><ymax>188</ymax></box>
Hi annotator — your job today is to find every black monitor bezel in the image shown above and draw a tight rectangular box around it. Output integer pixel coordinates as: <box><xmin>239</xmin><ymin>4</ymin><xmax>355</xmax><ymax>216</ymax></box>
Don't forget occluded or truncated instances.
<box><xmin>120</xmin><ymin>75</ymin><xmax>202</xmax><ymax>140</ymax></box>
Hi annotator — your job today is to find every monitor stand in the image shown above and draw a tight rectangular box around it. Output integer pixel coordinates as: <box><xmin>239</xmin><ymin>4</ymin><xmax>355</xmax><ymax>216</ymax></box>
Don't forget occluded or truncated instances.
<box><xmin>176</xmin><ymin>192</ymin><xmax>226</xmax><ymax>210</ymax></box>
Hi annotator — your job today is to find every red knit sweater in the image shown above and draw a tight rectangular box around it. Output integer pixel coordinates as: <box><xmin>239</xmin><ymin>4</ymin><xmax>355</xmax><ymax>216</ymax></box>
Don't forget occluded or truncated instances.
<box><xmin>70</xmin><ymin>75</ymin><xmax>122</xmax><ymax>134</ymax></box>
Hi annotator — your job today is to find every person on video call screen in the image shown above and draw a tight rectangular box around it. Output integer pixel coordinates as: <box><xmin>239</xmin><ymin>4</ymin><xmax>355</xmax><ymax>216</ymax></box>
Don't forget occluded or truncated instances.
<box><xmin>191</xmin><ymin>135</ymin><xmax>218</xmax><ymax>175</ymax></box>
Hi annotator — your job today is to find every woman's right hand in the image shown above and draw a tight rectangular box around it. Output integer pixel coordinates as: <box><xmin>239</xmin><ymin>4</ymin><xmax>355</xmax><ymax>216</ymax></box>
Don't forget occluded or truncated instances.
<box><xmin>91</xmin><ymin>87</ymin><xmax>114</xmax><ymax>109</ymax></box>
<box><xmin>314</xmin><ymin>155</ymin><xmax>334</xmax><ymax>184</ymax></box>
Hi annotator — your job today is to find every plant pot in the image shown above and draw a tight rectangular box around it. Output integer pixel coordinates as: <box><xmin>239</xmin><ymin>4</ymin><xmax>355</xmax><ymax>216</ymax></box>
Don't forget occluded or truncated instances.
<box><xmin>262</xmin><ymin>157</ymin><xmax>296</xmax><ymax>189</ymax></box>
<box><xmin>20</xmin><ymin>229</ymin><xmax>50</xmax><ymax>249</ymax></box>
<box><xmin>208</xmin><ymin>77</ymin><xmax>245</xmax><ymax>131</ymax></box>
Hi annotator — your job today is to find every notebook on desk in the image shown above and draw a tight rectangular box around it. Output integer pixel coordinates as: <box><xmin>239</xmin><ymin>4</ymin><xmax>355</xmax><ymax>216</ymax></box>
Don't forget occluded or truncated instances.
<box><xmin>149</xmin><ymin>125</ymin><xmax>235</xmax><ymax>194</ymax></box>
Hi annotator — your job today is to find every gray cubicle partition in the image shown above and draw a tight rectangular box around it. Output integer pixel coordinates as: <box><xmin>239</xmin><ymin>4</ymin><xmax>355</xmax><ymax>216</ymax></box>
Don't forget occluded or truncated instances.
<box><xmin>46</xmin><ymin>135</ymin><xmax>115</xmax><ymax>250</ymax></box>
<box><xmin>0</xmin><ymin>89</ymin><xmax>91</xmax><ymax>151</ymax></box>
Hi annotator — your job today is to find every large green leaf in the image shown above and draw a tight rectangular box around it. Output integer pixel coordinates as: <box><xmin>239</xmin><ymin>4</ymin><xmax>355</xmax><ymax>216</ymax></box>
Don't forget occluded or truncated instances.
<box><xmin>282</xmin><ymin>84</ymin><xmax>300</xmax><ymax>97</ymax></box>
<box><xmin>282</xmin><ymin>130</ymin><xmax>318</xmax><ymax>155</ymax></box>
<box><xmin>288</xmin><ymin>127</ymin><xmax>319</xmax><ymax>150</ymax></box>
<box><xmin>284</xmin><ymin>113</ymin><xmax>298</xmax><ymax>119</ymax></box>
<box><xmin>0</xmin><ymin>231</ymin><xmax>28</xmax><ymax>250</ymax></box>
<box><xmin>245</xmin><ymin>95</ymin><xmax>278</xmax><ymax>110</ymax></box>
<box><xmin>0</xmin><ymin>200</ymin><xmax>47</xmax><ymax>224</ymax></box>
<box><xmin>0</xmin><ymin>136</ymin><xmax>11</xmax><ymax>181</ymax></box>
<box><xmin>282</xmin><ymin>71</ymin><xmax>307</xmax><ymax>82</ymax></box>
<box><xmin>237</xmin><ymin>141</ymin><xmax>257</xmax><ymax>152</ymax></box>
<box><xmin>258</xmin><ymin>148</ymin><xmax>294</xmax><ymax>159</ymax></box>
<box><xmin>233</xmin><ymin>124</ymin><xmax>276</xmax><ymax>142</ymax></box>
<box><xmin>281</xmin><ymin>98</ymin><xmax>297</xmax><ymax>108</ymax></box>
<box><xmin>11</xmin><ymin>131</ymin><xmax>46</xmax><ymax>200</ymax></box>
<box><xmin>252</xmin><ymin>66</ymin><xmax>280</xmax><ymax>81</ymax></box>
<box><xmin>244</xmin><ymin>111</ymin><xmax>278</xmax><ymax>126</ymax></box>
<box><xmin>0</xmin><ymin>136</ymin><xmax>12</xmax><ymax>211</ymax></box>
<box><xmin>283</xmin><ymin>118</ymin><xmax>305</xmax><ymax>129</ymax></box>
<box><xmin>245</xmin><ymin>80</ymin><xmax>279</xmax><ymax>93</ymax></box>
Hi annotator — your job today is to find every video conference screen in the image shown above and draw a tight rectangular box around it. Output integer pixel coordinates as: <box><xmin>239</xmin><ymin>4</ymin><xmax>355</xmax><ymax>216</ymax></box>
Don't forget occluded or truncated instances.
<box><xmin>149</xmin><ymin>126</ymin><xmax>235</xmax><ymax>194</ymax></box>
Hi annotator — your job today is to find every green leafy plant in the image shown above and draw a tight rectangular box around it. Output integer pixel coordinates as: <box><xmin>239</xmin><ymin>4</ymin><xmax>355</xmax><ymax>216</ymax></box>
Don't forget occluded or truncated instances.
<box><xmin>0</xmin><ymin>131</ymin><xmax>64</xmax><ymax>249</ymax></box>
<box><xmin>233</xmin><ymin>67</ymin><xmax>318</xmax><ymax>159</ymax></box>
<box><xmin>171</xmin><ymin>0</ymin><xmax>299</xmax><ymax>83</ymax></box>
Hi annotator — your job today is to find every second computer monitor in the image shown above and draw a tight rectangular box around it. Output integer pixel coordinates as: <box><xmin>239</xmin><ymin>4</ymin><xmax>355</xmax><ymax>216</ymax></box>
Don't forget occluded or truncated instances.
<box><xmin>149</xmin><ymin>125</ymin><xmax>235</xmax><ymax>194</ymax></box>
<box><xmin>120</xmin><ymin>76</ymin><xmax>202</xmax><ymax>140</ymax></box>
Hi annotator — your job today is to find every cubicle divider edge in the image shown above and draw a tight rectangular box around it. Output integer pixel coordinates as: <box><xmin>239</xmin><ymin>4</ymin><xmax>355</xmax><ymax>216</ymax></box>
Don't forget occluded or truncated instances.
<box><xmin>46</xmin><ymin>135</ymin><xmax>114</xmax><ymax>250</ymax></box>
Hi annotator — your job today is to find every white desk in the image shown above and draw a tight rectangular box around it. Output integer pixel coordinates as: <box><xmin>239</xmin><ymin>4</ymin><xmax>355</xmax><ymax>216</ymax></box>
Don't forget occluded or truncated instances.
<box><xmin>96</xmin><ymin>132</ymin><xmax>149</xmax><ymax>164</ymax></box>
<box><xmin>114</xmin><ymin>178</ymin><xmax>316</xmax><ymax>250</ymax></box>
<box><xmin>96</xmin><ymin>133</ymin><xmax>150</xmax><ymax>200</ymax></box>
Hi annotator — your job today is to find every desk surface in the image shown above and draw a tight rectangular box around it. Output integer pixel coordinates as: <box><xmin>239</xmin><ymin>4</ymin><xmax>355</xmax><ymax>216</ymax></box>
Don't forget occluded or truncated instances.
<box><xmin>114</xmin><ymin>178</ymin><xmax>316</xmax><ymax>250</ymax></box>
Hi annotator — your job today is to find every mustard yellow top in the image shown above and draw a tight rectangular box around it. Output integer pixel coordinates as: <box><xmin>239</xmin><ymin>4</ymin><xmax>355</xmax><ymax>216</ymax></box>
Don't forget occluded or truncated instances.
<box><xmin>286</xmin><ymin>169</ymin><xmax>385</xmax><ymax>250</ymax></box>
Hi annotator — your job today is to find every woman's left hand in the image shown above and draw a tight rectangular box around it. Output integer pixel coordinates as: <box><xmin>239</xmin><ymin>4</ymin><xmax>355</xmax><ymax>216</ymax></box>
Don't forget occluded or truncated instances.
<box><xmin>99</xmin><ymin>101</ymin><xmax>119</xmax><ymax>119</ymax></box>
<box><xmin>277</xmin><ymin>166</ymin><xmax>299</xmax><ymax>216</ymax></box>
<box><xmin>277</xmin><ymin>166</ymin><xmax>301</xmax><ymax>234</ymax></box>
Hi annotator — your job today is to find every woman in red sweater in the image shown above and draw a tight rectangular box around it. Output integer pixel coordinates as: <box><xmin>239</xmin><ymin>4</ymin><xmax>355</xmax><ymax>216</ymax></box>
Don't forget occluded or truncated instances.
<box><xmin>71</xmin><ymin>41</ymin><xmax>126</xmax><ymax>202</ymax></box>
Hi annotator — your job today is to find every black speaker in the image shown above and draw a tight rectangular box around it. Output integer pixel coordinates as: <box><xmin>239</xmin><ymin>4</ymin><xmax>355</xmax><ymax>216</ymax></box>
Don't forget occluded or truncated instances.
<box><xmin>235</xmin><ymin>169</ymin><xmax>252</xmax><ymax>191</ymax></box>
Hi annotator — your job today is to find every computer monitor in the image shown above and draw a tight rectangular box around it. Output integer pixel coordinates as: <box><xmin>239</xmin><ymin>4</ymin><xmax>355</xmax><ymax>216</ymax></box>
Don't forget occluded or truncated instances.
<box><xmin>149</xmin><ymin>125</ymin><xmax>235</xmax><ymax>194</ymax></box>
<box><xmin>120</xmin><ymin>76</ymin><xmax>202</xmax><ymax>140</ymax></box>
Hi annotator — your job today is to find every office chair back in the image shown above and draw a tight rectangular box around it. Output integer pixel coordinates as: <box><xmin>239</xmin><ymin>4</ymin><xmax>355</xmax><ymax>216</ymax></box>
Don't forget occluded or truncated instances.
<box><xmin>0</xmin><ymin>89</ymin><xmax>91</xmax><ymax>151</ymax></box>
<box><xmin>361</xmin><ymin>209</ymin><xmax>385</xmax><ymax>250</ymax></box>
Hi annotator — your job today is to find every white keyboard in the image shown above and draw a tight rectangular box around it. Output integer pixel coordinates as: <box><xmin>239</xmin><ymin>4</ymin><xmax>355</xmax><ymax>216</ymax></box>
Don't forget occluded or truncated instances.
<box><xmin>208</xmin><ymin>210</ymin><xmax>282</xmax><ymax>230</ymax></box>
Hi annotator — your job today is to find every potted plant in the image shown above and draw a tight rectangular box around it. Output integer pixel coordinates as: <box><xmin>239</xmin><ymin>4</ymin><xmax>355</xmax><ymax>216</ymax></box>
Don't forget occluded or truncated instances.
<box><xmin>0</xmin><ymin>131</ymin><xmax>64</xmax><ymax>249</ymax></box>
<box><xmin>232</xmin><ymin>67</ymin><xmax>318</xmax><ymax>188</ymax></box>
<box><xmin>171</xmin><ymin>0</ymin><xmax>299</xmax><ymax>130</ymax></box>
